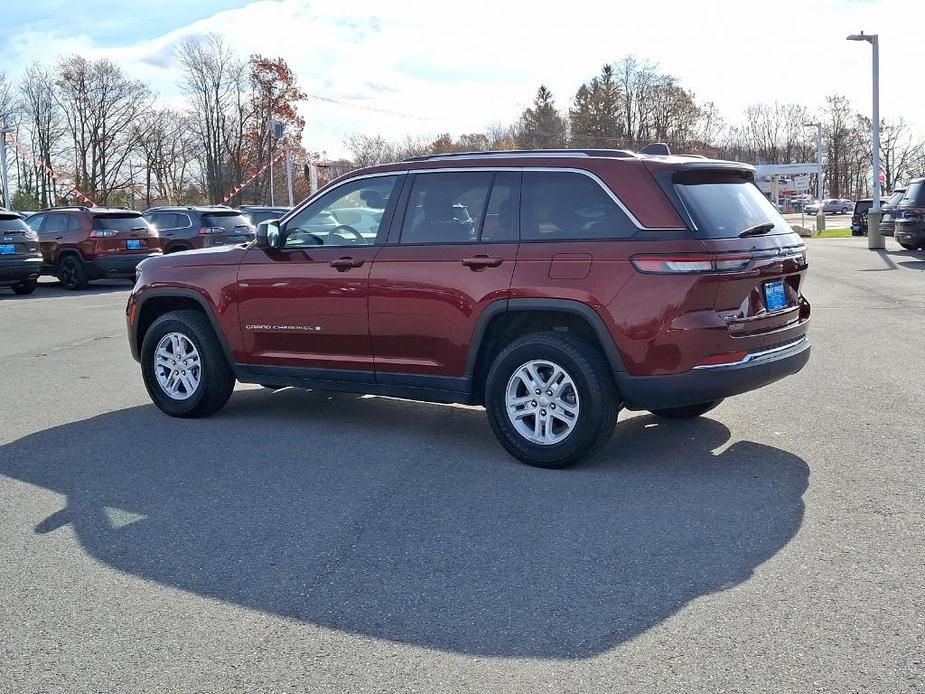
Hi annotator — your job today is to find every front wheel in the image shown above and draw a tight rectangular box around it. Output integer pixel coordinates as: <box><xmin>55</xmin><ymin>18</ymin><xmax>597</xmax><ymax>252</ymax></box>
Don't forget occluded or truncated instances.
<box><xmin>141</xmin><ymin>309</ymin><xmax>235</xmax><ymax>417</ymax></box>
<box><xmin>485</xmin><ymin>332</ymin><xmax>618</xmax><ymax>468</ymax></box>
<box><xmin>11</xmin><ymin>278</ymin><xmax>38</xmax><ymax>295</ymax></box>
<box><xmin>649</xmin><ymin>400</ymin><xmax>723</xmax><ymax>419</ymax></box>
<box><xmin>899</xmin><ymin>242</ymin><xmax>917</xmax><ymax>250</ymax></box>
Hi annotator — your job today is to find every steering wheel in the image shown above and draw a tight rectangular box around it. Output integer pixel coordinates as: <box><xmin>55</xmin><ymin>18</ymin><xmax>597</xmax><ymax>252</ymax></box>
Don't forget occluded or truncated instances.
<box><xmin>330</xmin><ymin>224</ymin><xmax>367</xmax><ymax>244</ymax></box>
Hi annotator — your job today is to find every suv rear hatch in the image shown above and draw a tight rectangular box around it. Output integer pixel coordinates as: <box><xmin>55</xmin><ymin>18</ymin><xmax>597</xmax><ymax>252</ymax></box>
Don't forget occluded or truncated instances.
<box><xmin>675</xmin><ymin>168</ymin><xmax>807</xmax><ymax>332</ymax></box>
<box><xmin>91</xmin><ymin>213</ymin><xmax>159</xmax><ymax>255</ymax></box>
<box><xmin>0</xmin><ymin>213</ymin><xmax>41</xmax><ymax>258</ymax></box>
<box><xmin>200</xmin><ymin>211</ymin><xmax>255</xmax><ymax>246</ymax></box>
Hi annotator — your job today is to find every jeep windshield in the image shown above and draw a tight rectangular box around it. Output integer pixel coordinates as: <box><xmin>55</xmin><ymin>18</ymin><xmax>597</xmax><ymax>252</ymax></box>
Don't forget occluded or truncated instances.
<box><xmin>674</xmin><ymin>171</ymin><xmax>791</xmax><ymax>239</ymax></box>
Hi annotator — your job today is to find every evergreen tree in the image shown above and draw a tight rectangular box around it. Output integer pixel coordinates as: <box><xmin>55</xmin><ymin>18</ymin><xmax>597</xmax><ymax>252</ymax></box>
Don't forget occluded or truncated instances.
<box><xmin>515</xmin><ymin>85</ymin><xmax>567</xmax><ymax>149</ymax></box>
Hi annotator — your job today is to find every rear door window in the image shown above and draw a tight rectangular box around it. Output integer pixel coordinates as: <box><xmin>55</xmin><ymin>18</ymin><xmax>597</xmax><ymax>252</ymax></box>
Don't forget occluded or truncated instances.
<box><xmin>41</xmin><ymin>214</ymin><xmax>69</xmax><ymax>235</ymax></box>
<box><xmin>520</xmin><ymin>171</ymin><xmax>637</xmax><ymax>241</ymax></box>
<box><xmin>674</xmin><ymin>171</ymin><xmax>791</xmax><ymax>238</ymax></box>
<box><xmin>399</xmin><ymin>172</ymin><xmax>492</xmax><ymax>244</ymax></box>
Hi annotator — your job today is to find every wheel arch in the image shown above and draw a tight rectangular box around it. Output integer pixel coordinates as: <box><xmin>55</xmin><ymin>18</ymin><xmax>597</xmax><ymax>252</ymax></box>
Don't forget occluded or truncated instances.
<box><xmin>133</xmin><ymin>288</ymin><xmax>236</xmax><ymax>367</ymax></box>
<box><xmin>466</xmin><ymin>298</ymin><xmax>625</xmax><ymax>404</ymax></box>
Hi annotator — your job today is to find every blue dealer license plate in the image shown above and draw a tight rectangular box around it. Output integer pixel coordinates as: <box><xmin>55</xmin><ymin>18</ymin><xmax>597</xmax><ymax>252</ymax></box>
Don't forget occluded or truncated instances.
<box><xmin>126</xmin><ymin>239</ymin><xmax>143</xmax><ymax>250</ymax></box>
<box><xmin>764</xmin><ymin>279</ymin><xmax>787</xmax><ymax>311</ymax></box>
<box><xmin>0</xmin><ymin>244</ymin><xmax>15</xmax><ymax>255</ymax></box>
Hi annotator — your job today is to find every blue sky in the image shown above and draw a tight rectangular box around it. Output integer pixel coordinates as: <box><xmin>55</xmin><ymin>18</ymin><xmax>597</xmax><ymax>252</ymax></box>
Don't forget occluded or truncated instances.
<box><xmin>3</xmin><ymin>0</ymin><xmax>923</xmax><ymax>158</ymax></box>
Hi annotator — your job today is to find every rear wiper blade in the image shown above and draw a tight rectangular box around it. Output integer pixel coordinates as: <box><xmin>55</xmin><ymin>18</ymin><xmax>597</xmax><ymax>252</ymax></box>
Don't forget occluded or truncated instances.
<box><xmin>738</xmin><ymin>223</ymin><xmax>776</xmax><ymax>238</ymax></box>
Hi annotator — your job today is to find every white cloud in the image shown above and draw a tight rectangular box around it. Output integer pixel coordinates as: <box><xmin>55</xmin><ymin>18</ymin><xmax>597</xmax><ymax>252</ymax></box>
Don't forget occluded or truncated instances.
<box><xmin>5</xmin><ymin>0</ymin><xmax>925</xmax><ymax>159</ymax></box>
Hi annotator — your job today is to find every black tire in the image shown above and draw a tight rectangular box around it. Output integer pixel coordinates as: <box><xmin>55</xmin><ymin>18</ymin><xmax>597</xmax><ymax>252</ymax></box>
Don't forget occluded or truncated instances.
<box><xmin>58</xmin><ymin>255</ymin><xmax>89</xmax><ymax>290</ymax></box>
<box><xmin>165</xmin><ymin>245</ymin><xmax>191</xmax><ymax>254</ymax></box>
<box><xmin>899</xmin><ymin>242</ymin><xmax>916</xmax><ymax>250</ymax></box>
<box><xmin>141</xmin><ymin>309</ymin><xmax>235</xmax><ymax>418</ymax></box>
<box><xmin>650</xmin><ymin>400</ymin><xmax>723</xmax><ymax>419</ymax></box>
<box><xmin>485</xmin><ymin>332</ymin><xmax>618</xmax><ymax>469</ymax></box>
<box><xmin>11</xmin><ymin>278</ymin><xmax>38</xmax><ymax>295</ymax></box>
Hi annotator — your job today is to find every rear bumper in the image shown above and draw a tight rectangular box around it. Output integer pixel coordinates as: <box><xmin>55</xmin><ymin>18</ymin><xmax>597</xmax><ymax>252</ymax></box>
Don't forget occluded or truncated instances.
<box><xmin>895</xmin><ymin>225</ymin><xmax>925</xmax><ymax>246</ymax></box>
<box><xmin>86</xmin><ymin>252</ymin><xmax>161</xmax><ymax>279</ymax></box>
<box><xmin>0</xmin><ymin>256</ymin><xmax>42</xmax><ymax>285</ymax></box>
<box><xmin>616</xmin><ymin>337</ymin><xmax>811</xmax><ymax>411</ymax></box>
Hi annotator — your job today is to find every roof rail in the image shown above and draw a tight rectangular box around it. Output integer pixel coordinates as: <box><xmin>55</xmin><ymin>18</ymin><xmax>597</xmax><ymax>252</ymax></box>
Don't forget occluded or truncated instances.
<box><xmin>638</xmin><ymin>143</ymin><xmax>672</xmax><ymax>156</ymax></box>
<box><xmin>47</xmin><ymin>205</ymin><xmax>91</xmax><ymax>211</ymax></box>
<box><xmin>403</xmin><ymin>149</ymin><xmax>636</xmax><ymax>163</ymax></box>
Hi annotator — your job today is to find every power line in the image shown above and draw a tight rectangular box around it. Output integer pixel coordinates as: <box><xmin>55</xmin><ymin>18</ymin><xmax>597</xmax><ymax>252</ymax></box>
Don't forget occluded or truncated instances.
<box><xmin>301</xmin><ymin>94</ymin><xmax>431</xmax><ymax>121</ymax></box>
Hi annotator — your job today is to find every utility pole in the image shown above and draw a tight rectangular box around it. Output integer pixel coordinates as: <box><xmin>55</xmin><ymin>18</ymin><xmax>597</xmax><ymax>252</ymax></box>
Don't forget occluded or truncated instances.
<box><xmin>0</xmin><ymin>126</ymin><xmax>11</xmax><ymax>210</ymax></box>
<box><xmin>848</xmin><ymin>32</ymin><xmax>883</xmax><ymax>249</ymax></box>
<box><xmin>269</xmin><ymin>120</ymin><xmax>285</xmax><ymax>207</ymax></box>
<box><xmin>804</xmin><ymin>122</ymin><xmax>824</xmax><ymax>233</ymax></box>
<box><xmin>285</xmin><ymin>143</ymin><xmax>294</xmax><ymax>207</ymax></box>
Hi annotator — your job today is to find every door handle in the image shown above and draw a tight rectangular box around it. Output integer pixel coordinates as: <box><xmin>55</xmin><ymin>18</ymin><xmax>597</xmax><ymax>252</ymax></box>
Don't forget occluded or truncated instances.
<box><xmin>461</xmin><ymin>255</ymin><xmax>503</xmax><ymax>270</ymax></box>
<box><xmin>330</xmin><ymin>257</ymin><xmax>365</xmax><ymax>271</ymax></box>
<box><xmin>55</xmin><ymin>236</ymin><xmax>64</xmax><ymax>240</ymax></box>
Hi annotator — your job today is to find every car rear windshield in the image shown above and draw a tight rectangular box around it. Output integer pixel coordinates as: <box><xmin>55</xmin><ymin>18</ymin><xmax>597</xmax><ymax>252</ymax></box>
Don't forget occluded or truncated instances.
<box><xmin>674</xmin><ymin>171</ymin><xmax>791</xmax><ymax>238</ymax></box>
<box><xmin>202</xmin><ymin>212</ymin><xmax>251</xmax><ymax>230</ymax></box>
<box><xmin>0</xmin><ymin>215</ymin><xmax>29</xmax><ymax>232</ymax></box>
<box><xmin>898</xmin><ymin>181</ymin><xmax>925</xmax><ymax>208</ymax></box>
<box><xmin>92</xmin><ymin>213</ymin><xmax>149</xmax><ymax>232</ymax></box>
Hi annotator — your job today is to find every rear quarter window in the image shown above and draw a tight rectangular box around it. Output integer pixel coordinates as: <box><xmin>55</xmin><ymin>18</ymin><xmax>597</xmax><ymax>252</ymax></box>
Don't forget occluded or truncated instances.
<box><xmin>520</xmin><ymin>171</ymin><xmax>637</xmax><ymax>241</ymax></box>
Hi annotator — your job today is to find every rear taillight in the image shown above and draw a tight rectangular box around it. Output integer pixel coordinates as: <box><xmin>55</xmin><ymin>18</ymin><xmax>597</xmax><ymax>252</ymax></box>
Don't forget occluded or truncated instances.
<box><xmin>89</xmin><ymin>229</ymin><xmax>118</xmax><ymax>238</ymax></box>
<box><xmin>630</xmin><ymin>253</ymin><xmax>752</xmax><ymax>274</ymax></box>
<box><xmin>199</xmin><ymin>226</ymin><xmax>225</xmax><ymax>235</ymax></box>
<box><xmin>23</xmin><ymin>229</ymin><xmax>38</xmax><ymax>241</ymax></box>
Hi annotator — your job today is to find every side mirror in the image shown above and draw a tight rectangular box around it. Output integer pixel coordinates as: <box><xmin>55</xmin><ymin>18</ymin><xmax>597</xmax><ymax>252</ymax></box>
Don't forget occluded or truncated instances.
<box><xmin>255</xmin><ymin>220</ymin><xmax>282</xmax><ymax>250</ymax></box>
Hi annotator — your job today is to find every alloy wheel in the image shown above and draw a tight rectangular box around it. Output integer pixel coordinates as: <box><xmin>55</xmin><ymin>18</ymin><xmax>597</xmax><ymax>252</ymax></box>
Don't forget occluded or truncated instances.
<box><xmin>154</xmin><ymin>332</ymin><xmax>202</xmax><ymax>400</ymax></box>
<box><xmin>505</xmin><ymin>359</ymin><xmax>580</xmax><ymax>445</ymax></box>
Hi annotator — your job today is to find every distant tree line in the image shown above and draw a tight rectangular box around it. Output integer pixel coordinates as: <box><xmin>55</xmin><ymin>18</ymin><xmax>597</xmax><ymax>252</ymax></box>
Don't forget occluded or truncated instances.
<box><xmin>345</xmin><ymin>56</ymin><xmax>925</xmax><ymax>200</ymax></box>
<box><xmin>2</xmin><ymin>48</ymin><xmax>924</xmax><ymax>210</ymax></box>
<box><xmin>0</xmin><ymin>34</ymin><xmax>314</xmax><ymax>209</ymax></box>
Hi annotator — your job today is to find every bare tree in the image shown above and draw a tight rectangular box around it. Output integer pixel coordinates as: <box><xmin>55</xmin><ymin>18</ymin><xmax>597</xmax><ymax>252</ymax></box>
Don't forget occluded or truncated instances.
<box><xmin>343</xmin><ymin>133</ymin><xmax>396</xmax><ymax>168</ymax></box>
<box><xmin>176</xmin><ymin>34</ymin><xmax>249</xmax><ymax>203</ymax></box>
<box><xmin>879</xmin><ymin>118</ymin><xmax>921</xmax><ymax>191</ymax></box>
<box><xmin>18</xmin><ymin>63</ymin><xmax>65</xmax><ymax>207</ymax></box>
<box><xmin>53</xmin><ymin>55</ymin><xmax>151</xmax><ymax>204</ymax></box>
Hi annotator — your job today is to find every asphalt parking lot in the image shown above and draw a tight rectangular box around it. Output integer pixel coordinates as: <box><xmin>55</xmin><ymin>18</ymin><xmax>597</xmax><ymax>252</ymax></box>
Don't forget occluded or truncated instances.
<box><xmin>1</xmin><ymin>237</ymin><xmax>923</xmax><ymax>693</ymax></box>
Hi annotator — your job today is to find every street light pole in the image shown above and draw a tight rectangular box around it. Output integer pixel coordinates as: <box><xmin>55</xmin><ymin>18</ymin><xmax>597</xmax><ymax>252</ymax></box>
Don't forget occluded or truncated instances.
<box><xmin>847</xmin><ymin>31</ymin><xmax>883</xmax><ymax>250</ymax></box>
<box><xmin>0</xmin><ymin>126</ymin><xmax>11</xmax><ymax>210</ymax></box>
<box><xmin>804</xmin><ymin>122</ymin><xmax>824</xmax><ymax>233</ymax></box>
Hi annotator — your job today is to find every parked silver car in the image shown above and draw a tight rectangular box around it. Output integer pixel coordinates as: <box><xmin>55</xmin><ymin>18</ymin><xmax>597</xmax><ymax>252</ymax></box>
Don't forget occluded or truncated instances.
<box><xmin>805</xmin><ymin>198</ymin><xmax>852</xmax><ymax>215</ymax></box>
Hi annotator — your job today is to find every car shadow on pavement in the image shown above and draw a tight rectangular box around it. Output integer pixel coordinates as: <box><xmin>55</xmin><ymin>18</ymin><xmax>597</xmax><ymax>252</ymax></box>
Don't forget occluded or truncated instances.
<box><xmin>0</xmin><ymin>389</ymin><xmax>808</xmax><ymax>659</ymax></box>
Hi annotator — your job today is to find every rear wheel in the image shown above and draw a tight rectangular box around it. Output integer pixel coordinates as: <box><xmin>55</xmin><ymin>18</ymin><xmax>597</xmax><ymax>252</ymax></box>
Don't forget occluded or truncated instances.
<box><xmin>58</xmin><ymin>255</ymin><xmax>88</xmax><ymax>290</ymax></box>
<box><xmin>141</xmin><ymin>309</ymin><xmax>235</xmax><ymax>417</ymax></box>
<box><xmin>11</xmin><ymin>278</ymin><xmax>38</xmax><ymax>295</ymax></box>
<box><xmin>485</xmin><ymin>332</ymin><xmax>618</xmax><ymax>468</ymax></box>
<box><xmin>650</xmin><ymin>400</ymin><xmax>723</xmax><ymax>419</ymax></box>
<box><xmin>165</xmin><ymin>245</ymin><xmax>191</xmax><ymax>254</ymax></box>
<box><xmin>899</xmin><ymin>242</ymin><xmax>917</xmax><ymax>250</ymax></box>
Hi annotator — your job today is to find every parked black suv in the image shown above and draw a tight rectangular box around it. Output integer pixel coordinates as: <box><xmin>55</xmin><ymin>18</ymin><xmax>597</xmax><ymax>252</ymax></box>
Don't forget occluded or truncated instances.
<box><xmin>880</xmin><ymin>188</ymin><xmax>906</xmax><ymax>237</ymax></box>
<box><xmin>143</xmin><ymin>206</ymin><xmax>255</xmax><ymax>254</ymax></box>
<box><xmin>0</xmin><ymin>209</ymin><xmax>42</xmax><ymax>294</ymax></box>
<box><xmin>894</xmin><ymin>179</ymin><xmax>925</xmax><ymax>250</ymax></box>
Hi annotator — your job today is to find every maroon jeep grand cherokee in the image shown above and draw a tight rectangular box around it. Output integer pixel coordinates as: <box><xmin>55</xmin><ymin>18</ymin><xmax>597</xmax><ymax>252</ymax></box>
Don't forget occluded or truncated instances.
<box><xmin>127</xmin><ymin>147</ymin><xmax>810</xmax><ymax>468</ymax></box>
